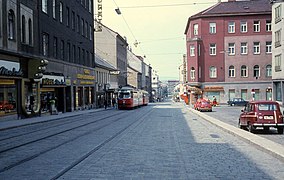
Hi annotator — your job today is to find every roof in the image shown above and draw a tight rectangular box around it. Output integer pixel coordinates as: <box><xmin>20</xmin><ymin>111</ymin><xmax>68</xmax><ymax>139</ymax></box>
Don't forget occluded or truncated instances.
<box><xmin>95</xmin><ymin>54</ymin><xmax>117</xmax><ymax>71</ymax></box>
<box><xmin>185</xmin><ymin>0</ymin><xmax>271</xmax><ymax>33</ymax></box>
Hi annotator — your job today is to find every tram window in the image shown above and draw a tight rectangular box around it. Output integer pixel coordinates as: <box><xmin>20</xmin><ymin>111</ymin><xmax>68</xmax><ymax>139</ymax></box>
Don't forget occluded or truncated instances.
<box><xmin>119</xmin><ymin>92</ymin><xmax>131</xmax><ymax>99</ymax></box>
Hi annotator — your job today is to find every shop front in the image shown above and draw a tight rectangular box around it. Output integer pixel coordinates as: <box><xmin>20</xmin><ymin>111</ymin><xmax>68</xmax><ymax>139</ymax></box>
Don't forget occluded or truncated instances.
<box><xmin>73</xmin><ymin>69</ymin><xmax>95</xmax><ymax>110</ymax></box>
<box><xmin>186</xmin><ymin>86</ymin><xmax>202</xmax><ymax>106</ymax></box>
<box><xmin>0</xmin><ymin>60</ymin><xmax>23</xmax><ymax>119</ymax></box>
<box><xmin>40</xmin><ymin>74</ymin><xmax>66</xmax><ymax>114</ymax></box>
<box><xmin>203</xmin><ymin>86</ymin><xmax>224</xmax><ymax>104</ymax></box>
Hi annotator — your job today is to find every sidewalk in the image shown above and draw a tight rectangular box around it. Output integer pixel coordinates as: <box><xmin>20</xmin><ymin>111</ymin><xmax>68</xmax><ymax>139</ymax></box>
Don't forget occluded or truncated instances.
<box><xmin>0</xmin><ymin>108</ymin><xmax>107</xmax><ymax>131</ymax></box>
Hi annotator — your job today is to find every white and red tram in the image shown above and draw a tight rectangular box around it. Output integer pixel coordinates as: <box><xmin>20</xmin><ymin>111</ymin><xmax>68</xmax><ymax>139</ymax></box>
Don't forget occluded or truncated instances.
<box><xmin>117</xmin><ymin>87</ymin><xmax>148</xmax><ymax>109</ymax></box>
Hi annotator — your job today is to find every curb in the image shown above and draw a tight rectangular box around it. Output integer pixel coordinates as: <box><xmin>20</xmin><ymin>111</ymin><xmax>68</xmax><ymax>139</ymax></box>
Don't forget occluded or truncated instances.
<box><xmin>188</xmin><ymin>108</ymin><xmax>284</xmax><ymax>162</ymax></box>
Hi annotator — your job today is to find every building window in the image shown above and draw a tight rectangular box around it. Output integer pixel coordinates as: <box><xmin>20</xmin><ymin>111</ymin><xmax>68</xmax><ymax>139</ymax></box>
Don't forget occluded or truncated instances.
<box><xmin>193</xmin><ymin>24</ymin><xmax>198</xmax><ymax>35</ymax></box>
<box><xmin>266</xmin><ymin>20</ymin><xmax>271</xmax><ymax>32</ymax></box>
<box><xmin>28</xmin><ymin>19</ymin><xmax>33</xmax><ymax>45</ymax></box>
<box><xmin>66</xmin><ymin>7</ymin><xmax>70</xmax><ymax>27</ymax></box>
<box><xmin>253</xmin><ymin>65</ymin><xmax>260</xmax><ymax>77</ymax></box>
<box><xmin>77</xmin><ymin>15</ymin><xmax>80</xmax><ymax>33</ymax></box>
<box><xmin>78</xmin><ymin>47</ymin><xmax>81</xmax><ymax>62</ymax></box>
<box><xmin>59</xmin><ymin>2</ymin><xmax>63</xmax><ymax>23</ymax></box>
<box><xmin>21</xmin><ymin>15</ymin><xmax>26</xmax><ymax>43</ymax></box>
<box><xmin>190</xmin><ymin>45</ymin><xmax>195</xmax><ymax>56</ymax></box>
<box><xmin>71</xmin><ymin>11</ymin><xmax>75</xmax><ymax>30</ymax></box>
<box><xmin>210</xmin><ymin>44</ymin><xmax>216</xmax><ymax>55</ymax></box>
<box><xmin>275</xmin><ymin>4</ymin><xmax>282</xmax><ymax>23</ymax></box>
<box><xmin>209</xmin><ymin>66</ymin><xmax>217</xmax><ymax>78</ymax></box>
<box><xmin>190</xmin><ymin>67</ymin><xmax>195</xmax><ymax>80</ymax></box>
<box><xmin>241</xmin><ymin>42</ymin><xmax>248</xmax><ymax>54</ymax></box>
<box><xmin>266</xmin><ymin>41</ymin><xmax>272</xmax><ymax>53</ymax></box>
<box><xmin>241</xmin><ymin>65</ymin><xmax>248</xmax><ymax>77</ymax></box>
<box><xmin>81</xmin><ymin>18</ymin><xmax>84</xmax><ymax>36</ymax></box>
<box><xmin>42</xmin><ymin>33</ymin><xmax>49</xmax><ymax>56</ymax></box>
<box><xmin>53</xmin><ymin>37</ymin><xmax>57</xmax><ymax>58</ymax></box>
<box><xmin>228</xmin><ymin>43</ymin><xmax>235</xmax><ymax>55</ymax></box>
<box><xmin>229</xmin><ymin>65</ymin><xmax>235</xmax><ymax>77</ymax></box>
<box><xmin>275</xmin><ymin>82</ymin><xmax>282</xmax><ymax>101</ymax></box>
<box><xmin>82</xmin><ymin>49</ymin><xmax>85</xmax><ymax>64</ymax></box>
<box><xmin>89</xmin><ymin>0</ymin><xmax>92</xmax><ymax>13</ymax></box>
<box><xmin>67</xmin><ymin>43</ymin><xmax>70</xmax><ymax>62</ymax></box>
<box><xmin>266</xmin><ymin>65</ymin><xmax>272</xmax><ymax>77</ymax></box>
<box><xmin>253</xmin><ymin>20</ymin><xmax>260</xmax><ymax>32</ymax></box>
<box><xmin>89</xmin><ymin>25</ymin><xmax>92</xmax><ymax>40</ymax></box>
<box><xmin>275</xmin><ymin>54</ymin><xmax>282</xmax><ymax>72</ymax></box>
<box><xmin>52</xmin><ymin>0</ymin><xmax>56</xmax><ymax>19</ymax></box>
<box><xmin>42</xmin><ymin>0</ymin><xmax>48</xmax><ymax>14</ymax></box>
<box><xmin>240</xmin><ymin>21</ymin><xmax>247</xmax><ymax>33</ymax></box>
<box><xmin>209</xmin><ymin>22</ymin><xmax>216</xmax><ymax>34</ymax></box>
<box><xmin>275</xmin><ymin>30</ymin><xmax>281</xmax><ymax>48</ymax></box>
<box><xmin>85</xmin><ymin>21</ymin><xmax>88</xmax><ymax>38</ymax></box>
<box><xmin>253</xmin><ymin>42</ymin><xmax>260</xmax><ymax>54</ymax></box>
<box><xmin>60</xmin><ymin>40</ymin><xmax>64</xmax><ymax>60</ymax></box>
<box><xmin>72</xmin><ymin>45</ymin><xmax>76</xmax><ymax>63</ymax></box>
<box><xmin>8</xmin><ymin>10</ymin><xmax>15</xmax><ymax>40</ymax></box>
<box><xmin>228</xmin><ymin>22</ymin><xmax>235</xmax><ymax>33</ymax></box>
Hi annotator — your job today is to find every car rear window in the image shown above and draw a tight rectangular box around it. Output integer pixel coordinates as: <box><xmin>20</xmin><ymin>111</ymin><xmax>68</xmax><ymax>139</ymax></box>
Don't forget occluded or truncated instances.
<box><xmin>258</xmin><ymin>104</ymin><xmax>277</xmax><ymax>111</ymax></box>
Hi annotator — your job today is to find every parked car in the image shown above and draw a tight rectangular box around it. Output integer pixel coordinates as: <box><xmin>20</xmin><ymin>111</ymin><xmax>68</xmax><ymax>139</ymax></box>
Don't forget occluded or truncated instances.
<box><xmin>194</xmin><ymin>99</ymin><xmax>212</xmax><ymax>112</ymax></box>
<box><xmin>0</xmin><ymin>100</ymin><xmax>14</xmax><ymax>112</ymax></box>
<box><xmin>238</xmin><ymin>100</ymin><xmax>284</xmax><ymax>134</ymax></box>
<box><xmin>227</xmin><ymin>98</ymin><xmax>248</xmax><ymax>106</ymax></box>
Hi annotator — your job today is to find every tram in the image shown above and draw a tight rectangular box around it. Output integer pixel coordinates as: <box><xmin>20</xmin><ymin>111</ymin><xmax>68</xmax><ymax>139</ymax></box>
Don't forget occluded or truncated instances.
<box><xmin>117</xmin><ymin>87</ymin><xmax>148</xmax><ymax>109</ymax></box>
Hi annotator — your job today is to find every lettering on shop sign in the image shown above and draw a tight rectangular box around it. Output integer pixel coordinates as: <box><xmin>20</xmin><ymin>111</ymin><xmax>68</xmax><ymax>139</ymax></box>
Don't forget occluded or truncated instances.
<box><xmin>95</xmin><ymin>0</ymin><xmax>103</xmax><ymax>32</ymax></box>
<box><xmin>0</xmin><ymin>66</ymin><xmax>23</xmax><ymax>77</ymax></box>
<box><xmin>42</xmin><ymin>78</ymin><xmax>65</xmax><ymax>85</ymax></box>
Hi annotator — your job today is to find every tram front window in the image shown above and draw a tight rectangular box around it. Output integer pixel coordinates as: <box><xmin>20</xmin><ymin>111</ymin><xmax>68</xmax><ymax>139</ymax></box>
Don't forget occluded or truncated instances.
<box><xmin>119</xmin><ymin>91</ymin><xmax>131</xmax><ymax>99</ymax></box>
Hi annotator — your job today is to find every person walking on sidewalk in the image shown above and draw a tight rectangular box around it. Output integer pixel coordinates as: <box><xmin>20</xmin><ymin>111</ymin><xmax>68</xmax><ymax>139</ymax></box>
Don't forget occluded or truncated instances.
<box><xmin>104</xmin><ymin>99</ymin><xmax>107</xmax><ymax>109</ymax></box>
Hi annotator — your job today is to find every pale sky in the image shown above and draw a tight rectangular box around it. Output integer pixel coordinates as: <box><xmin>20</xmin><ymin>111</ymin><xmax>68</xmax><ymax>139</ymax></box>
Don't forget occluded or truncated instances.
<box><xmin>97</xmin><ymin>0</ymin><xmax>220</xmax><ymax>81</ymax></box>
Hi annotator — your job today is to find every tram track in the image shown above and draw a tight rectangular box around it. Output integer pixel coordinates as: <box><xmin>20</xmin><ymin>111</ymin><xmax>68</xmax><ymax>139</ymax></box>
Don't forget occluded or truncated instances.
<box><xmin>51</xmin><ymin>107</ymin><xmax>154</xmax><ymax>179</ymax></box>
<box><xmin>0</xmin><ymin>110</ymin><xmax>126</xmax><ymax>153</ymax></box>
<box><xmin>0</xmin><ymin>109</ymin><xmax>135</xmax><ymax>173</ymax></box>
<box><xmin>0</xmin><ymin>110</ymin><xmax>116</xmax><ymax>141</ymax></box>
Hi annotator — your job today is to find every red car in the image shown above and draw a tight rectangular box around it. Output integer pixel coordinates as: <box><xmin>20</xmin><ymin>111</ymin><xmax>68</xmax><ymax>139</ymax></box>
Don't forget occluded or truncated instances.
<box><xmin>0</xmin><ymin>101</ymin><xmax>14</xmax><ymax>111</ymax></box>
<box><xmin>194</xmin><ymin>99</ymin><xmax>212</xmax><ymax>112</ymax></box>
<box><xmin>239</xmin><ymin>100</ymin><xmax>284</xmax><ymax>134</ymax></box>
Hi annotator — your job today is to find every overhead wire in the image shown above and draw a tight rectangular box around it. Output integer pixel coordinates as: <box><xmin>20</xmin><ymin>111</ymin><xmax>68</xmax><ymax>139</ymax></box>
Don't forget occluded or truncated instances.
<box><xmin>112</xmin><ymin>0</ymin><xmax>146</xmax><ymax>57</ymax></box>
<box><xmin>119</xmin><ymin>2</ymin><xmax>217</xmax><ymax>9</ymax></box>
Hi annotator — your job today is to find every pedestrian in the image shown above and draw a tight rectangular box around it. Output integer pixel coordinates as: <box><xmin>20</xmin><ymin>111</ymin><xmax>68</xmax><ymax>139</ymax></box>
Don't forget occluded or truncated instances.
<box><xmin>104</xmin><ymin>99</ymin><xmax>107</xmax><ymax>109</ymax></box>
<box><xmin>112</xmin><ymin>98</ymin><xmax>116</xmax><ymax>108</ymax></box>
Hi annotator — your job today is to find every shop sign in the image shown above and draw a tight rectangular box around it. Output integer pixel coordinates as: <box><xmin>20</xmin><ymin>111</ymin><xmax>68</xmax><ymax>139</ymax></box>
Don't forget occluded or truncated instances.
<box><xmin>0</xmin><ymin>79</ymin><xmax>15</xmax><ymax>85</ymax></box>
<box><xmin>77</xmin><ymin>69</ymin><xmax>95</xmax><ymax>85</ymax></box>
<box><xmin>95</xmin><ymin>0</ymin><xmax>103</xmax><ymax>32</ymax></box>
<box><xmin>0</xmin><ymin>60</ymin><xmax>23</xmax><ymax>77</ymax></box>
<box><xmin>110</xmin><ymin>70</ymin><xmax>120</xmax><ymax>75</ymax></box>
<box><xmin>204</xmin><ymin>86</ymin><xmax>224</xmax><ymax>91</ymax></box>
<box><xmin>41</xmin><ymin>75</ymin><xmax>65</xmax><ymax>85</ymax></box>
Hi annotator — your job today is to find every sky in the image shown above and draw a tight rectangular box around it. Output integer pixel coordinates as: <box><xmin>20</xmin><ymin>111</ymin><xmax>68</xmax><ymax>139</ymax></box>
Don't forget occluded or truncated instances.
<box><xmin>97</xmin><ymin>0</ymin><xmax>221</xmax><ymax>81</ymax></box>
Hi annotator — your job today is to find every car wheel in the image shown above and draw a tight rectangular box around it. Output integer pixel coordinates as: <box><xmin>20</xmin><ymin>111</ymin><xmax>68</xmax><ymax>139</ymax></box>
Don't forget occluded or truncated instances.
<box><xmin>238</xmin><ymin>120</ymin><xmax>244</xmax><ymax>129</ymax></box>
<box><xmin>248</xmin><ymin>123</ymin><xmax>255</xmax><ymax>133</ymax></box>
<box><xmin>277</xmin><ymin>128</ymin><xmax>284</xmax><ymax>134</ymax></box>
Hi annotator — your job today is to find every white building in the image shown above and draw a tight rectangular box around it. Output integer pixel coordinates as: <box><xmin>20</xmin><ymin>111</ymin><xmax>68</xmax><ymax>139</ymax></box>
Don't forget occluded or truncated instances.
<box><xmin>272</xmin><ymin>0</ymin><xmax>284</xmax><ymax>105</ymax></box>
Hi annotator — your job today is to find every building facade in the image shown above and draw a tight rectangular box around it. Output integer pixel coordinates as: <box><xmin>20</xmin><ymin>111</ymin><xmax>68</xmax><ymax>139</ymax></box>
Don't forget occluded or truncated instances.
<box><xmin>272</xmin><ymin>0</ymin><xmax>284</xmax><ymax>106</ymax></box>
<box><xmin>185</xmin><ymin>0</ymin><xmax>272</xmax><ymax>104</ymax></box>
<box><xmin>38</xmin><ymin>0</ymin><xmax>95</xmax><ymax>113</ymax></box>
<box><xmin>94</xmin><ymin>23</ymin><xmax>128</xmax><ymax>91</ymax></box>
<box><xmin>0</xmin><ymin>0</ymin><xmax>95</xmax><ymax>120</ymax></box>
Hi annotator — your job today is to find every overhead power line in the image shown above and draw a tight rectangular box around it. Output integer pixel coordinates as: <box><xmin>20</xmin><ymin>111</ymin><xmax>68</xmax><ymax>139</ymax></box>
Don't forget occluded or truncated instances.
<box><xmin>119</xmin><ymin>2</ymin><xmax>217</xmax><ymax>9</ymax></box>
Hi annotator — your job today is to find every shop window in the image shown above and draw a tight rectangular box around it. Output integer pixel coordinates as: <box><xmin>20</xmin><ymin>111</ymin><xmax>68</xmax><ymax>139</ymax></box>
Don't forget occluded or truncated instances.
<box><xmin>0</xmin><ymin>83</ymin><xmax>17</xmax><ymax>116</ymax></box>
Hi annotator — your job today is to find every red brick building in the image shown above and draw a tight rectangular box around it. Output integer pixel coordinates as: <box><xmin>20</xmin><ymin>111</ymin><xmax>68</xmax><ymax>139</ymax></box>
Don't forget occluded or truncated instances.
<box><xmin>184</xmin><ymin>0</ymin><xmax>272</xmax><ymax>104</ymax></box>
